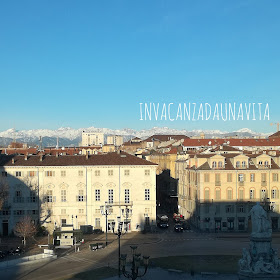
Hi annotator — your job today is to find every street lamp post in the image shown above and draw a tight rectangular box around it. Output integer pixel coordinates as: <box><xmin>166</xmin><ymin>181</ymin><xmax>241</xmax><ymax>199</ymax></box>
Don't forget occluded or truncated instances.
<box><xmin>113</xmin><ymin>216</ymin><xmax>122</xmax><ymax>278</ymax></box>
<box><xmin>100</xmin><ymin>203</ymin><xmax>111</xmax><ymax>246</ymax></box>
<box><xmin>120</xmin><ymin>245</ymin><xmax>150</xmax><ymax>280</ymax></box>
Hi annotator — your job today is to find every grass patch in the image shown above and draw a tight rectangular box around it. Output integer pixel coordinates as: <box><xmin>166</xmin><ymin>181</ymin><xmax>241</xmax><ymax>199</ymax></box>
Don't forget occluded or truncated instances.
<box><xmin>150</xmin><ymin>255</ymin><xmax>241</xmax><ymax>274</ymax></box>
<box><xmin>61</xmin><ymin>267</ymin><xmax>118</xmax><ymax>280</ymax></box>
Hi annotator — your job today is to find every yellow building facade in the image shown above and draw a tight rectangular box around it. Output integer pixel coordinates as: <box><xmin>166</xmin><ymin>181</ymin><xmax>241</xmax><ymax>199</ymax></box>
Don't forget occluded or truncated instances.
<box><xmin>176</xmin><ymin>152</ymin><xmax>280</xmax><ymax>232</ymax></box>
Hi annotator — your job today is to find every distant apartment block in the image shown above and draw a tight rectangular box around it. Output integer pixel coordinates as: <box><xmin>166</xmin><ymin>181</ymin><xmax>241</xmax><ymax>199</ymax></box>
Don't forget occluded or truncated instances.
<box><xmin>81</xmin><ymin>132</ymin><xmax>104</xmax><ymax>146</ymax></box>
<box><xmin>107</xmin><ymin>135</ymin><xmax>124</xmax><ymax>146</ymax></box>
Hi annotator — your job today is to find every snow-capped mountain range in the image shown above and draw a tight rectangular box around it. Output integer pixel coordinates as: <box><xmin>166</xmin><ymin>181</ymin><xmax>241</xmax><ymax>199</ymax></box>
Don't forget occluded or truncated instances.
<box><xmin>0</xmin><ymin>127</ymin><xmax>273</xmax><ymax>147</ymax></box>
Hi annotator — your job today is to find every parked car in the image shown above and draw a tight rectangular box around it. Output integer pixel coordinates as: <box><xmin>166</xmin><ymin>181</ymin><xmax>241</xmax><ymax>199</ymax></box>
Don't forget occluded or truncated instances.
<box><xmin>157</xmin><ymin>214</ymin><xmax>169</xmax><ymax>229</ymax></box>
<box><xmin>174</xmin><ymin>223</ymin><xmax>184</xmax><ymax>232</ymax></box>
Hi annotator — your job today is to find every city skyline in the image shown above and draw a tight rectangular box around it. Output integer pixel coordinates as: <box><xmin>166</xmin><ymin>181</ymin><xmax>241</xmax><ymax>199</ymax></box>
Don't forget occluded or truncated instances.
<box><xmin>0</xmin><ymin>1</ymin><xmax>279</xmax><ymax>133</ymax></box>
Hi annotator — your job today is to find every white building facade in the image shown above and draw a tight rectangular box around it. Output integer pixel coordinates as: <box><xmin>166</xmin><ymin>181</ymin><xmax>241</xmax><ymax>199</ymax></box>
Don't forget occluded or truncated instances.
<box><xmin>0</xmin><ymin>152</ymin><xmax>157</xmax><ymax>235</ymax></box>
<box><xmin>81</xmin><ymin>132</ymin><xmax>105</xmax><ymax>146</ymax></box>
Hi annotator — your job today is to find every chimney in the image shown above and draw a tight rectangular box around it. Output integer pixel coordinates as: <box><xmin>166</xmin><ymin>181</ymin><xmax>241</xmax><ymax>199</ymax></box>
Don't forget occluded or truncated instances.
<box><xmin>12</xmin><ymin>158</ymin><xmax>15</xmax><ymax>164</ymax></box>
<box><xmin>86</xmin><ymin>151</ymin><xmax>89</xmax><ymax>160</ymax></box>
<box><xmin>24</xmin><ymin>154</ymin><xmax>28</xmax><ymax>161</ymax></box>
<box><xmin>40</xmin><ymin>154</ymin><xmax>43</xmax><ymax>162</ymax></box>
<box><xmin>56</xmin><ymin>152</ymin><xmax>59</xmax><ymax>158</ymax></box>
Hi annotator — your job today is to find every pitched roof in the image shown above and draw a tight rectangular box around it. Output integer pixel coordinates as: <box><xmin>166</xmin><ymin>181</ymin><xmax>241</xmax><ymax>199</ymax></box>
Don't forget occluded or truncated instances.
<box><xmin>269</xmin><ymin>131</ymin><xmax>280</xmax><ymax>138</ymax></box>
<box><xmin>0</xmin><ymin>152</ymin><xmax>157</xmax><ymax>167</ymax></box>
<box><xmin>145</xmin><ymin>135</ymin><xmax>189</xmax><ymax>142</ymax></box>
<box><xmin>182</xmin><ymin>138</ymin><xmax>280</xmax><ymax>147</ymax></box>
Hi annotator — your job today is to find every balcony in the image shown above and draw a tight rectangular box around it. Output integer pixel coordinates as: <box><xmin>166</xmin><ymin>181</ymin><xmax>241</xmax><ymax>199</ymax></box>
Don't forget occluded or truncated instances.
<box><xmin>215</xmin><ymin>181</ymin><xmax>221</xmax><ymax>186</ymax></box>
<box><xmin>261</xmin><ymin>181</ymin><xmax>267</xmax><ymax>187</ymax></box>
<box><xmin>238</xmin><ymin>181</ymin><xmax>244</xmax><ymax>186</ymax></box>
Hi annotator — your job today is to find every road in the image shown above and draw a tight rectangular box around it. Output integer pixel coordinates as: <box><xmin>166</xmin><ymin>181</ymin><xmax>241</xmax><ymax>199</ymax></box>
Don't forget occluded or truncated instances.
<box><xmin>1</xmin><ymin>229</ymin><xmax>280</xmax><ymax>280</ymax></box>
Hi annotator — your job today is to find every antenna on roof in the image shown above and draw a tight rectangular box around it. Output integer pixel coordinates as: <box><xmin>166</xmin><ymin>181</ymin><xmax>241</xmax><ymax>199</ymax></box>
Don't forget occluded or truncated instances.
<box><xmin>39</xmin><ymin>136</ymin><xmax>43</xmax><ymax>152</ymax></box>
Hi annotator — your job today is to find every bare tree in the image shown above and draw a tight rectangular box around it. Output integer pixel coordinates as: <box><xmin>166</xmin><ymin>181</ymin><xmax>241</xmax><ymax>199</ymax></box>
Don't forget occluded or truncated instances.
<box><xmin>0</xmin><ymin>178</ymin><xmax>9</xmax><ymax>210</ymax></box>
<box><xmin>14</xmin><ymin>216</ymin><xmax>37</xmax><ymax>246</ymax></box>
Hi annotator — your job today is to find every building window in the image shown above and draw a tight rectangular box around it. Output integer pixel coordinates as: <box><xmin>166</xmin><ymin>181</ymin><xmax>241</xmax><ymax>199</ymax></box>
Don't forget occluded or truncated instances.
<box><xmin>204</xmin><ymin>204</ymin><xmax>209</xmax><ymax>214</ymax></box>
<box><xmin>261</xmin><ymin>189</ymin><xmax>266</xmax><ymax>200</ymax></box>
<box><xmin>204</xmin><ymin>188</ymin><xmax>210</xmax><ymax>200</ymax></box>
<box><xmin>124</xmin><ymin>170</ymin><xmax>130</xmax><ymax>176</ymax></box>
<box><xmin>250</xmin><ymin>189</ymin><xmax>255</xmax><ymax>199</ymax></box>
<box><xmin>45</xmin><ymin>171</ymin><xmax>55</xmax><ymax>177</ymax></box>
<box><xmin>61</xmin><ymin>209</ymin><xmax>66</xmax><ymax>215</ymax></box>
<box><xmin>108</xmin><ymin>189</ymin><xmax>114</xmax><ymax>203</ymax></box>
<box><xmin>226</xmin><ymin>205</ymin><xmax>233</xmax><ymax>213</ymax></box>
<box><xmin>46</xmin><ymin>190</ymin><xmax>53</xmax><ymax>202</ymax></box>
<box><xmin>145</xmin><ymin>208</ymin><xmax>150</xmax><ymax>213</ymax></box>
<box><xmin>264</xmin><ymin>161</ymin><xmax>269</xmax><ymax>167</ymax></box>
<box><xmin>239</xmin><ymin>188</ymin><xmax>244</xmax><ymax>200</ymax></box>
<box><xmin>108</xmin><ymin>170</ymin><xmax>113</xmax><ymax>176</ymax></box>
<box><xmin>78</xmin><ymin>170</ymin><xmax>83</xmax><ymax>176</ymax></box>
<box><xmin>29</xmin><ymin>171</ymin><xmax>35</xmax><ymax>177</ymax></box>
<box><xmin>218</xmin><ymin>161</ymin><xmax>223</xmax><ymax>168</ymax></box>
<box><xmin>242</xmin><ymin>161</ymin><xmax>246</xmax><ymax>168</ymax></box>
<box><xmin>95</xmin><ymin>218</ymin><xmax>101</xmax><ymax>228</ymax></box>
<box><xmin>238</xmin><ymin>174</ymin><xmax>244</xmax><ymax>182</ymax></box>
<box><xmin>261</xmin><ymin>173</ymin><xmax>267</xmax><ymax>182</ymax></box>
<box><xmin>204</xmin><ymin>173</ymin><xmax>210</xmax><ymax>182</ymax></box>
<box><xmin>227</xmin><ymin>173</ymin><xmax>232</xmax><ymax>182</ymax></box>
<box><xmin>238</xmin><ymin>205</ymin><xmax>244</xmax><ymax>213</ymax></box>
<box><xmin>271</xmin><ymin>189</ymin><xmax>278</xmax><ymax>199</ymax></box>
<box><xmin>250</xmin><ymin>174</ymin><xmax>255</xmax><ymax>182</ymax></box>
<box><xmin>212</xmin><ymin>161</ymin><xmax>217</xmax><ymax>168</ymax></box>
<box><xmin>27</xmin><ymin>209</ymin><xmax>38</xmax><ymax>215</ymax></box>
<box><xmin>227</xmin><ymin>188</ymin><xmax>233</xmax><ymax>200</ymax></box>
<box><xmin>61</xmin><ymin>170</ymin><xmax>66</xmax><ymax>177</ymax></box>
<box><xmin>95</xmin><ymin>170</ymin><xmax>100</xmax><ymax>176</ymax></box>
<box><xmin>78</xmin><ymin>190</ymin><xmax>84</xmax><ymax>202</ymax></box>
<box><xmin>79</xmin><ymin>209</ymin><xmax>84</xmax><ymax>214</ymax></box>
<box><xmin>29</xmin><ymin>191</ymin><xmax>37</xmax><ymax>203</ymax></box>
<box><xmin>61</xmin><ymin>190</ymin><xmax>67</xmax><ymax>202</ymax></box>
<box><xmin>145</xmin><ymin>170</ymin><xmax>150</xmax><ymax>176</ymax></box>
<box><xmin>125</xmin><ymin>189</ymin><xmax>130</xmax><ymax>204</ymax></box>
<box><xmin>0</xmin><ymin>210</ymin><xmax>10</xmax><ymax>216</ymax></box>
<box><xmin>215</xmin><ymin>174</ymin><xmax>221</xmax><ymax>185</ymax></box>
<box><xmin>16</xmin><ymin>171</ymin><xmax>22</xmax><ymax>177</ymax></box>
<box><xmin>14</xmin><ymin>210</ymin><xmax>25</xmax><ymax>216</ymax></box>
<box><xmin>272</xmin><ymin>173</ymin><xmax>278</xmax><ymax>182</ymax></box>
<box><xmin>145</xmin><ymin>189</ymin><xmax>150</xmax><ymax>201</ymax></box>
<box><xmin>95</xmin><ymin>189</ymin><xmax>100</xmax><ymax>201</ymax></box>
<box><xmin>16</xmin><ymin>190</ymin><xmax>21</xmax><ymax>197</ymax></box>
<box><xmin>259</xmin><ymin>161</ymin><xmax>263</xmax><ymax>166</ymax></box>
<box><xmin>236</xmin><ymin>161</ymin><xmax>240</xmax><ymax>168</ymax></box>
<box><xmin>1</xmin><ymin>171</ymin><xmax>7</xmax><ymax>177</ymax></box>
<box><xmin>61</xmin><ymin>219</ymin><xmax>67</xmax><ymax>226</ymax></box>
<box><xmin>215</xmin><ymin>205</ymin><xmax>220</xmax><ymax>214</ymax></box>
<box><xmin>215</xmin><ymin>188</ymin><xmax>221</xmax><ymax>200</ymax></box>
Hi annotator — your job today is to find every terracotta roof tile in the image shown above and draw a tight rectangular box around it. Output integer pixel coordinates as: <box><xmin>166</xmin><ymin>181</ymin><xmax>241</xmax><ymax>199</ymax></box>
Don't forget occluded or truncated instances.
<box><xmin>0</xmin><ymin>152</ymin><xmax>157</xmax><ymax>167</ymax></box>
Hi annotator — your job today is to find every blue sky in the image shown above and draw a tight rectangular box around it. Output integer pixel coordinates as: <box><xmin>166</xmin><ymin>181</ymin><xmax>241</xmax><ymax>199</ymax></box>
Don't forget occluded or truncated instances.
<box><xmin>0</xmin><ymin>0</ymin><xmax>279</xmax><ymax>133</ymax></box>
